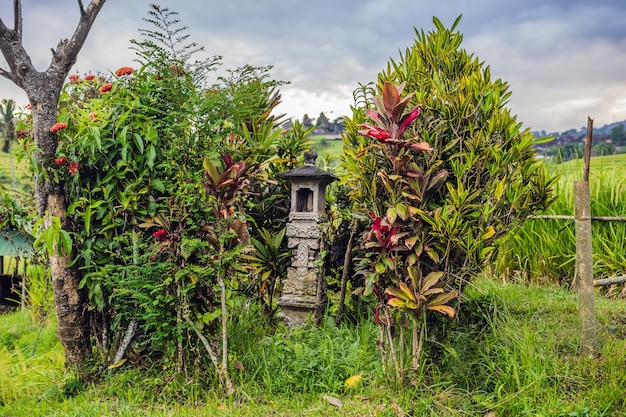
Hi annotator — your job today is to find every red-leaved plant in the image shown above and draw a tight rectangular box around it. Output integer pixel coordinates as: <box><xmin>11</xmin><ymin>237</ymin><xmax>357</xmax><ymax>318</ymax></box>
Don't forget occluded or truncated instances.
<box><xmin>356</xmin><ymin>81</ymin><xmax>457</xmax><ymax>377</ymax></box>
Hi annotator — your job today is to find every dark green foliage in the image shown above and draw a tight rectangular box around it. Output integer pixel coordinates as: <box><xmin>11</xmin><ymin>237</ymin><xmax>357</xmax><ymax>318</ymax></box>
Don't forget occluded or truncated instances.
<box><xmin>13</xmin><ymin>5</ymin><xmax>301</xmax><ymax>379</ymax></box>
<box><xmin>342</xmin><ymin>16</ymin><xmax>557</xmax><ymax>291</ymax></box>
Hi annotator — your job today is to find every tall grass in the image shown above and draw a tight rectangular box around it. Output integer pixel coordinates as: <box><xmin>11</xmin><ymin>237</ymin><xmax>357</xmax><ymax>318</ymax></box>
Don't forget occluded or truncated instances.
<box><xmin>2</xmin><ymin>278</ymin><xmax>626</xmax><ymax>416</ymax></box>
<box><xmin>494</xmin><ymin>154</ymin><xmax>626</xmax><ymax>287</ymax></box>
<box><xmin>0</xmin><ymin>310</ymin><xmax>64</xmax><ymax>405</ymax></box>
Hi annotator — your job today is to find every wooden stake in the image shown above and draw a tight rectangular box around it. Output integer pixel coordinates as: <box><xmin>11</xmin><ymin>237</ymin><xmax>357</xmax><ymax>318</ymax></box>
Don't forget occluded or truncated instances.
<box><xmin>575</xmin><ymin>116</ymin><xmax>597</xmax><ymax>359</ymax></box>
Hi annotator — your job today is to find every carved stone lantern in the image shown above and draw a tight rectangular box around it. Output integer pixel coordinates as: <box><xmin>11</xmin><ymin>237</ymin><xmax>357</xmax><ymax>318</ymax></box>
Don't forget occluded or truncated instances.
<box><xmin>276</xmin><ymin>150</ymin><xmax>337</xmax><ymax>326</ymax></box>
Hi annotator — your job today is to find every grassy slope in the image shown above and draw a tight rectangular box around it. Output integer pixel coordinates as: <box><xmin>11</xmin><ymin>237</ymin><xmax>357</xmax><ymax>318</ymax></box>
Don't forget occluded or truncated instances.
<box><xmin>0</xmin><ymin>152</ymin><xmax>32</xmax><ymax>194</ymax></box>
<box><xmin>1</xmin><ymin>278</ymin><xmax>626</xmax><ymax>416</ymax></box>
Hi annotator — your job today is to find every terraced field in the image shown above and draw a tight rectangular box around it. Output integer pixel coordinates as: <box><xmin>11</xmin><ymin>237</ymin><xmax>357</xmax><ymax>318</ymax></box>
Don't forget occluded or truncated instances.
<box><xmin>0</xmin><ymin>152</ymin><xmax>32</xmax><ymax>193</ymax></box>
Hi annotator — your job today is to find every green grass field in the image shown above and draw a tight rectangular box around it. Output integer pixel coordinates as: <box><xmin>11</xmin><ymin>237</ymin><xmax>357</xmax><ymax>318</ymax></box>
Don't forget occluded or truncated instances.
<box><xmin>0</xmin><ymin>151</ymin><xmax>32</xmax><ymax>193</ymax></box>
<box><xmin>309</xmin><ymin>135</ymin><xmax>344</xmax><ymax>166</ymax></box>
<box><xmin>2</xmin><ymin>277</ymin><xmax>626</xmax><ymax>416</ymax></box>
<box><xmin>495</xmin><ymin>153</ymin><xmax>626</xmax><ymax>285</ymax></box>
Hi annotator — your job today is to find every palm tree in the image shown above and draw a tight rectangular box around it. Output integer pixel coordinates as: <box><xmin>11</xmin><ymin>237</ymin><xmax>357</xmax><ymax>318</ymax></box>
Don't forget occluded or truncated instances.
<box><xmin>0</xmin><ymin>98</ymin><xmax>16</xmax><ymax>153</ymax></box>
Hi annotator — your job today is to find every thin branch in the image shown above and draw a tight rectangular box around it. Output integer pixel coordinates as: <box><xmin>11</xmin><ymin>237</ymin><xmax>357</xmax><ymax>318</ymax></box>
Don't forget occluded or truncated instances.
<box><xmin>112</xmin><ymin>319</ymin><xmax>137</xmax><ymax>364</ymax></box>
<box><xmin>78</xmin><ymin>0</ymin><xmax>86</xmax><ymax>16</ymax></box>
<box><xmin>14</xmin><ymin>0</ymin><xmax>22</xmax><ymax>40</ymax></box>
<box><xmin>185</xmin><ymin>316</ymin><xmax>235</xmax><ymax>394</ymax></box>
<box><xmin>50</xmin><ymin>0</ymin><xmax>107</xmax><ymax>71</ymax></box>
<box><xmin>0</xmin><ymin>66</ymin><xmax>12</xmax><ymax>80</ymax></box>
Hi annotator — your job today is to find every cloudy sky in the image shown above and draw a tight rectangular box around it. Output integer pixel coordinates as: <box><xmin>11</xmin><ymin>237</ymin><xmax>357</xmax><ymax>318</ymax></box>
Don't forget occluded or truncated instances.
<box><xmin>1</xmin><ymin>0</ymin><xmax>625</xmax><ymax>134</ymax></box>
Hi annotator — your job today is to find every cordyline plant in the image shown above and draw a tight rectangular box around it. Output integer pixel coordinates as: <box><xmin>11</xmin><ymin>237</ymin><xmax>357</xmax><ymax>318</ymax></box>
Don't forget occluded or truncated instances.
<box><xmin>352</xmin><ymin>81</ymin><xmax>456</xmax><ymax>375</ymax></box>
<box><xmin>341</xmin><ymin>16</ymin><xmax>556</xmax><ymax>380</ymax></box>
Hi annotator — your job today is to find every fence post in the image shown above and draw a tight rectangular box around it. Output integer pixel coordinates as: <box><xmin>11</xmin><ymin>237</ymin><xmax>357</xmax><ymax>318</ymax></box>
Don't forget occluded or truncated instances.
<box><xmin>575</xmin><ymin>116</ymin><xmax>597</xmax><ymax>358</ymax></box>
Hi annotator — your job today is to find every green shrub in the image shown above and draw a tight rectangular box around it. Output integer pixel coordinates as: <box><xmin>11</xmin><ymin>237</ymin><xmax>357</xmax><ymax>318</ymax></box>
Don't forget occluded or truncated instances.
<box><xmin>340</xmin><ymin>16</ymin><xmax>556</xmax><ymax>378</ymax></box>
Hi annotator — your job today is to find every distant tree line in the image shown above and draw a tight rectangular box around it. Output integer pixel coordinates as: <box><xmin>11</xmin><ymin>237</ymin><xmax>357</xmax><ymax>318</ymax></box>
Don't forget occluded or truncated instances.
<box><xmin>534</xmin><ymin>122</ymin><xmax>626</xmax><ymax>163</ymax></box>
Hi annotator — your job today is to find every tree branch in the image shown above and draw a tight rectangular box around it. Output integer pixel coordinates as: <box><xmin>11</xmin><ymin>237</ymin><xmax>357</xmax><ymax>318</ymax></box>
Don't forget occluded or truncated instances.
<box><xmin>50</xmin><ymin>0</ymin><xmax>107</xmax><ymax>72</ymax></box>
<box><xmin>0</xmin><ymin>66</ymin><xmax>12</xmax><ymax>81</ymax></box>
<box><xmin>14</xmin><ymin>0</ymin><xmax>22</xmax><ymax>40</ymax></box>
<box><xmin>78</xmin><ymin>0</ymin><xmax>86</xmax><ymax>16</ymax></box>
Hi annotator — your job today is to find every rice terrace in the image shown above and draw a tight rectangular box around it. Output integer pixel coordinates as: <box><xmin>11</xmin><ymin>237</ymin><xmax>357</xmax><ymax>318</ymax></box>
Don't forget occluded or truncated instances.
<box><xmin>1</xmin><ymin>2</ymin><xmax>626</xmax><ymax>417</ymax></box>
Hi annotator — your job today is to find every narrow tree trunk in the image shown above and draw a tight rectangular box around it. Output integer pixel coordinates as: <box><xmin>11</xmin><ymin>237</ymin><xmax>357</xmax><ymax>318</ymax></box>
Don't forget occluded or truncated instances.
<box><xmin>47</xmin><ymin>193</ymin><xmax>91</xmax><ymax>367</ymax></box>
<box><xmin>32</xmin><ymin>91</ymin><xmax>91</xmax><ymax>368</ymax></box>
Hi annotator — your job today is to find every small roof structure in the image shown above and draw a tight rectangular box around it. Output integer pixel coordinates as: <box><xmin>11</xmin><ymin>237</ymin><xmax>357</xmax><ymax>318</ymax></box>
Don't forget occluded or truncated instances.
<box><xmin>0</xmin><ymin>228</ymin><xmax>34</xmax><ymax>257</ymax></box>
<box><xmin>277</xmin><ymin>150</ymin><xmax>337</xmax><ymax>184</ymax></box>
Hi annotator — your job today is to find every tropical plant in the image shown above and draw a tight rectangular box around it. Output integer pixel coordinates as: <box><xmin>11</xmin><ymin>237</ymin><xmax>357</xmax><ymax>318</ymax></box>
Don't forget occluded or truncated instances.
<box><xmin>0</xmin><ymin>99</ymin><xmax>16</xmax><ymax>153</ymax></box>
<box><xmin>341</xmin><ymin>16</ymin><xmax>556</xmax><ymax>379</ymax></box>
<box><xmin>12</xmin><ymin>5</ymin><xmax>302</xmax><ymax>390</ymax></box>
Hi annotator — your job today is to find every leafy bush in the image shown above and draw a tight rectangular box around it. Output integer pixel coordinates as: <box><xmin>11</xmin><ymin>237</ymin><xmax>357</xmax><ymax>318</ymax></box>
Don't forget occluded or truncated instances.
<box><xmin>340</xmin><ymin>16</ymin><xmax>556</xmax><ymax>377</ymax></box>
<box><xmin>15</xmin><ymin>5</ymin><xmax>302</xmax><ymax>388</ymax></box>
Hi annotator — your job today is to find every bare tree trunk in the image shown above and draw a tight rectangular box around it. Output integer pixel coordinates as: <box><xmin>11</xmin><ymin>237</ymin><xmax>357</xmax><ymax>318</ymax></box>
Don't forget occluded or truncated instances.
<box><xmin>0</xmin><ymin>0</ymin><xmax>108</xmax><ymax>369</ymax></box>
<box><xmin>47</xmin><ymin>193</ymin><xmax>91</xmax><ymax>366</ymax></box>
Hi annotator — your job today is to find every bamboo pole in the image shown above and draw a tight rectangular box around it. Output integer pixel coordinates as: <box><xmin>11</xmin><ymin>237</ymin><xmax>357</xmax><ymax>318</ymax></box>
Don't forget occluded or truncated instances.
<box><xmin>575</xmin><ymin>117</ymin><xmax>597</xmax><ymax>359</ymax></box>
<box><xmin>594</xmin><ymin>275</ymin><xmax>626</xmax><ymax>287</ymax></box>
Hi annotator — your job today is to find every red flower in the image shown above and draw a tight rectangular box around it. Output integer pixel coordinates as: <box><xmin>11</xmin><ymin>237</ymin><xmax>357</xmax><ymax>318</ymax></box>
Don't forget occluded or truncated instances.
<box><xmin>50</xmin><ymin>122</ymin><xmax>68</xmax><ymax>133</ymax></box>
<box><xmin>100</xmin><ymin>83</ymin><xmax>112</xmax><ymax>93</ymax></box>
<box><xmin>25</xmin><ymin>104</ymin><xmax>32</xmax><ymax>111</ymax></box>
<box><xmin>85</xmin><ymin>74</ymin><xmax>96</xmax><ymax>80</ymax></box>
<box><xmin>153</xmin><ymin>229</ymin><xmax>167</xmax><ymax>239</ymax></box>
<box><xmin>89</xmin><ymin>112</ymin><xmax>98</xmax><ymax>118</ymax></box>
<box><xmin>15</xmin><ymin>129</ymin><xmax>30</xmax><ymax>139</ymax></box>
<box><xmin>169</xmin><ymin>65</ymin><xmax>184</xmax><ymax>76</ymax></box>
<box><xmin>69</xmin><ymin>74</ymin><xmax>80</xmax><ymax>83</ymax></box>
<box><xmin>115</xmin><ymin>67</ymin><xmax>134</xmax><ymax>76</ymax></box>
<box><xmin>68</xmin><ymin>161</ymin><xmax>79</xmax><ymax>175</ymax></box>
<box><xmin>54</xmin><ymin>157</ymin><xmax>67</xmax><ymax>165</ymax></box>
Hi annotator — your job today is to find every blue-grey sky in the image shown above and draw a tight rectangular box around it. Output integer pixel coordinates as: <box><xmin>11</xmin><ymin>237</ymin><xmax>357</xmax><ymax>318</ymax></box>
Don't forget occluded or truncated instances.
<box><xmin>1</xmin><ymin>0</ymin><xmax>625</xmax><ymax>133</ymax></box>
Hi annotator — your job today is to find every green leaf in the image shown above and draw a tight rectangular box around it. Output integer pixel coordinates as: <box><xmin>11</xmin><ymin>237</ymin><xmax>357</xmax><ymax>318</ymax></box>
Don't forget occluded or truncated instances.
<box><xmin>422</xmin><ymin>271</ymin><xmax>444</xmax><ymax>294</ymax></box>
<box><xmin>386</xmin><ymin>207</ymin><xmax>397</xmax><ymax>224</ymax></box>
<box><xmin>388</xmin><ymin>297</ymin><xmax>406</xmax><ymax>308</ymax></box>
<box><xmin>428</xmin><ymin>290</ymin><xmax>458</xmax><ymax>307</ymax></box>
<box><xmin>151</xmin><ymin>178</ymin><xmax>165</xmax><ymax>193</ymax></box>
<box><xmin>384</xmin><ymin>286</ymin><xmax>406</xmax><ymax>301</ymax></box>
<box><xmin>398</xmin><ymin>281</ymin><xmax>415</xmax><ymax>302</ymax></box>
<box><xmin>133</xmin><ymin>133</ymin><xmax>145</xmax><ymax>154</ymax></box>
<box><xmin>395</xmin><ymin>203</ymin><xmax>409</xmax><ymax>221</ymax></box>
<box><xmin>426</xmin><ymin>249</ymin><xmax>440</xmax><ymax>263</ymax></box>
<box><xmin>146</xmin><ymin>144</ymin><xmax>156</xmax><ymax>169</ymax></box>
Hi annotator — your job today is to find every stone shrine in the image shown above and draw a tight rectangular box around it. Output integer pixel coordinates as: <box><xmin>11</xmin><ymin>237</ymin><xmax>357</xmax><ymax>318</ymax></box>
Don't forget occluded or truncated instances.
<box><xmin>276</xmin><ymin>151</ymin><xmax>337</xmax><ymax>326</ymax></box>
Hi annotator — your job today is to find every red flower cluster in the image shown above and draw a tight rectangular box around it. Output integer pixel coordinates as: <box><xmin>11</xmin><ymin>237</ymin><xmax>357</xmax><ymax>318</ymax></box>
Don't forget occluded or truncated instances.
<box><xmin>69</xmin><ymin>74</ymin><xmax>80</xmax><ymax>83</ymax></box>
<box><xmin>89</xmin><ymin>112</ymin><xmax>98</xmax><ymax>118</ymax></box>
<box><xmin>15</xmin><ymin>129</ymin><xmax>29</xmax><ymax>139</ymax></box>
<box><xmin>169</xmin><ymin>65</ymin><xmax>184</xmax><ymax>76</ymax></box>
<box><xmin>85</xmin><ymin>74</ymin><xmax>96</xmax><ymax>80</ymax></box>
<box><xmin>50</xmin><ymin>122</ymin><xmax>68</xmax><ymax>133</ymax></box>
<box><xmin>68</xmin><ymin>161</ymin><xmax>79</xmax><ymax>175</ymax></box>
<box><xmin>54</xmin><ymin>157</ymin><xmax>68</xmax><ymax>165</ymax></box>
<box><xmin>115</xmin><ymin>67</ymin><xmax>134</xmax><ymax>76</ymax></box>
<box><xmin>153</xmin><ymin>229</ymin><xmax>167</xmax><ymax>239</ymax></box>
<box><xmin>100</xmin><ymin>83</ymin><xmax>112</xmax><ymax>93</ymax></box>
